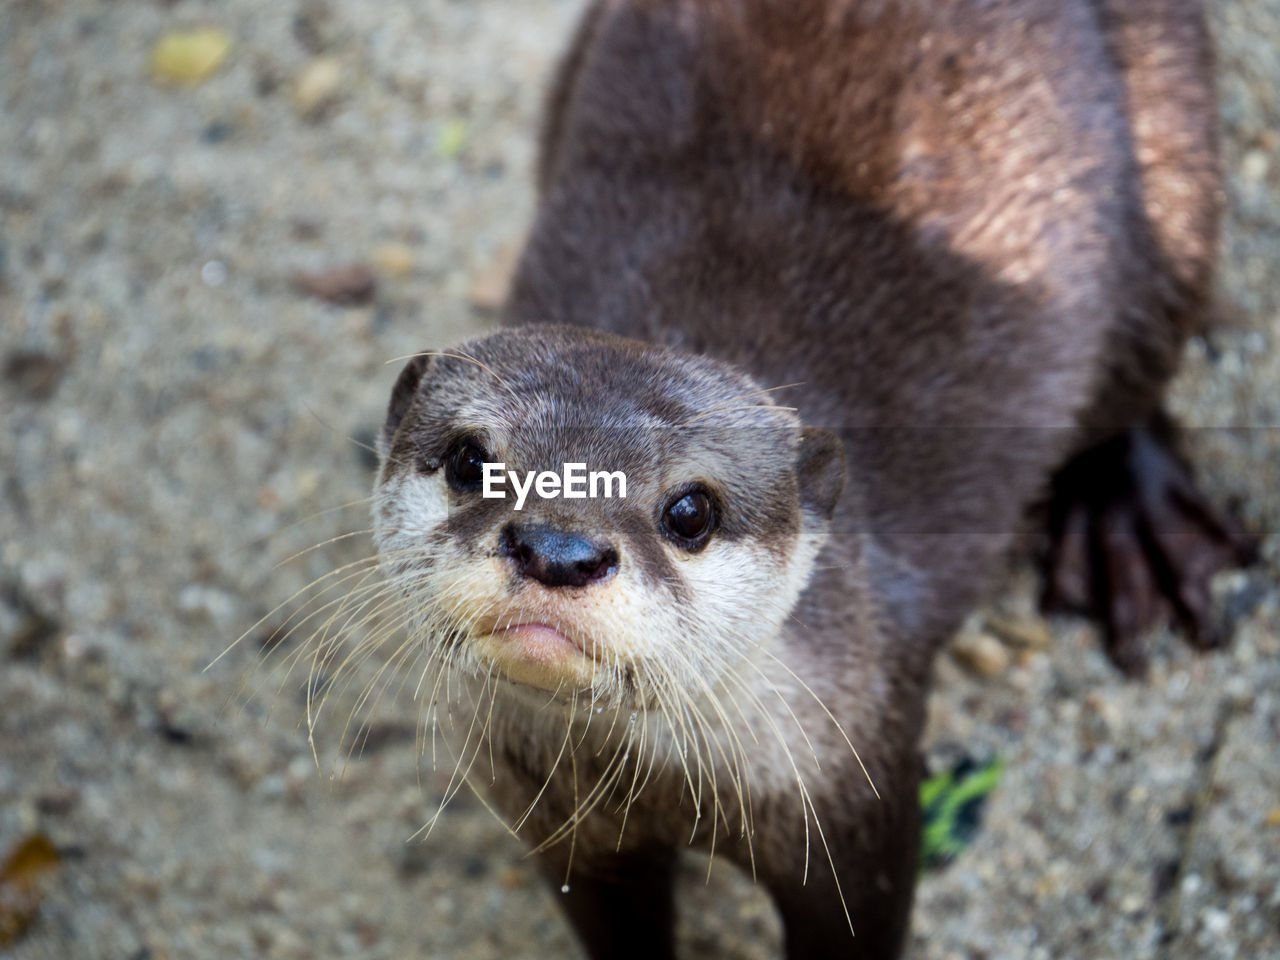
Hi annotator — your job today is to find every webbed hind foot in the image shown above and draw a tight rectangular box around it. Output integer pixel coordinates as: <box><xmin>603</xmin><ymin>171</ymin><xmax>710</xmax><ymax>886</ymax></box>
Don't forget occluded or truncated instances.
<box><xmin>1040</xmin><ymin>420</ymin><xmax>1257</xmax><ymax>674</ymax></box>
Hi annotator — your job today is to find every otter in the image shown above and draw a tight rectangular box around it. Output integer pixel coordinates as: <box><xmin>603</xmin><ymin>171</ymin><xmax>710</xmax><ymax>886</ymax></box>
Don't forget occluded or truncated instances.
<box><xmin>369</xmin><ymin>1</ymin><xmax>1254</xmax><ymax>956</ymax></box>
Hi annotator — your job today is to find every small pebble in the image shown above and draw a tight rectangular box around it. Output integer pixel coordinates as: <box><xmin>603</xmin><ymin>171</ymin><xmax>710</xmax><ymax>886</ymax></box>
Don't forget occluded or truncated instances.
<box><xmin>4</xmin><ymin>350</ymin><xmax>67</xmax><ymax>401</ymax></box>
<box><xmin>1079</xmin><ymin>692</ymin><xmax>1124</xmax><ymax>750</ymax></box>
<box><xmin>497</xmin><ymin>866</ymin><xmax>528</xmax><ymax>890</ymax></box>
<box><xmin>177</xmin><ymin>585</ymin><xmax>237</xmax><ymax>624</ymax></box>
<box><xmin>1241</xmin><ymin>149</ymin><xmax>1270</xmax><ymax>183</ymax></box>
<box><xmin>255</xmin><ymin>774</ymin><xmax>286</xmax><ymax>799</ymax></box>
<box><xmin>295</xmin><ymin>470</ymin><xmax>321</xmax><ymax>498</ymax></box>
<box><xmin>950</xmin><ymin>631</ymin><xmax>1010</xmax><ymax>678</ymax></box>
<box><xmin>467</xmin><ymin>240</ymin><xmax>522</xmax><ymax>312</ymax></box>
<box><xmin>370</xmin><ymin>243</ymin><xmax>414</xmax><ymax>278</ymax></box>
<box><xmin>201</xmin><ymin>260</ymin><xmax>228</xmax><ymax>287</ymax></box>
<box><xmin>289</xmin><ymin>217</ymin><xmax>324</xmax><ymax>241</ymax></box>
<box><xmin>34</xmin><ymin>787</ymin><xmax>79</xmax><ymax>816</ymax></box>
<box><xmin>984</xmin><ymin>614</ymin><xmax>1052</xmax><ymax>650</ymax></box>
<box><xmin>293</xmin><ymin>57</ymin><xmax>343</xmax><ymax>120</ymax></box>
<box><xmin>1201</xmin><ymin>908</ymin><xmax>1231</xmax><ymax>936</ymax></box>
<box><xmin>61</xmin><ymin>634</ymin><xmax>90</xmax><ymax>662</ymax></box>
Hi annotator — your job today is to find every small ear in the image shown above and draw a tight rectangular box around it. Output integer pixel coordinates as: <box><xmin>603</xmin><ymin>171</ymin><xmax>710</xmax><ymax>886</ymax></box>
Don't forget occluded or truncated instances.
<box><xmin>379</xmin><ymin>353</ymin><xmax>433</xmax><ymax>460</ymax></box>
<box><xmin>796</xmin><ymin>426</ymin><xmax>845</xmax><ymax>519</ymax></box>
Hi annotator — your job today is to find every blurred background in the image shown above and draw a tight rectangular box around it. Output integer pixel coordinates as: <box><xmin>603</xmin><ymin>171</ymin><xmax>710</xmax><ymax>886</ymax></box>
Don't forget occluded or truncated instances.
<box><xmin>1</xmin><ymin>1</ymin><xmax>1277</xmax><ymax>958</ymax></box>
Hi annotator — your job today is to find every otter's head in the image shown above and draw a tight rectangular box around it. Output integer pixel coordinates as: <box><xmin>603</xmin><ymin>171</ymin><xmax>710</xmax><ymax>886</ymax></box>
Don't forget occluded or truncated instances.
<box><xmin>373</xmin><ymin>326</ymin><xmax>843</xmax><ymax>712</ymax></box>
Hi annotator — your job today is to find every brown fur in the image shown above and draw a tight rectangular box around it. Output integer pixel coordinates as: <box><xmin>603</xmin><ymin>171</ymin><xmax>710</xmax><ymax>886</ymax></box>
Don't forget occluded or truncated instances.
<box><xmin>380</xmin><ymin>1</ymin><xmax>1222</xmax><ymax>956</ymax></box>
<box><xmin>512</xmin><ymin>0</ymin><xmax>1218</xmax><ymax>677</ymax></box>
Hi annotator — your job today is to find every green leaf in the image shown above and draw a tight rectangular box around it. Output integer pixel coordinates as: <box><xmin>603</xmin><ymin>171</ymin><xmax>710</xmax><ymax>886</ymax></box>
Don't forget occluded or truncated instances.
<box><xmin>920</xmin><ymin>754</ymin><xmax>1005</xmax><ymax>870</ymax></box>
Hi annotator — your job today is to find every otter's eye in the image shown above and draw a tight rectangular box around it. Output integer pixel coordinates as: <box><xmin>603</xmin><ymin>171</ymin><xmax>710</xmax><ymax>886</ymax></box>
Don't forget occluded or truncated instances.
<box><xmin>661</xmin><ymin>488</ymin><xmax>716</xmax><ymax>549</ymax></box>
<box><xmin>445</xmin><ymin>438</ymin><xmax>488</xmax><ymax>492</ymax></box>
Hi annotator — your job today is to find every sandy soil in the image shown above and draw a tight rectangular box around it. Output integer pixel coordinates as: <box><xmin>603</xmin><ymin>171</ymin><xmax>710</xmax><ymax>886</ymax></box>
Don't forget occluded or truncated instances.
<box><xmin>1</xmin><ymin>2</ymin><xmax>1277</xmax><ymax>958</ymax></box>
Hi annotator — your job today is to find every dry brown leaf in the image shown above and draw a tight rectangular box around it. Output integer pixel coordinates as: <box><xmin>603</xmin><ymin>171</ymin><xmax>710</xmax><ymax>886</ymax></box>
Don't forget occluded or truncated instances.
<box><xmin>0</xmin><ymin>834</ymin><xmax>61</xmax><ymax>946</ymax></box>
<box><xmin>289</xmin><ymin>264</ymin><xmax>377</xmax><ymax>305</ymax></box>
<box><xmin>150</xmin><ymin>29</ymin><xmax>233</xmax><ymax>86</ymax></box>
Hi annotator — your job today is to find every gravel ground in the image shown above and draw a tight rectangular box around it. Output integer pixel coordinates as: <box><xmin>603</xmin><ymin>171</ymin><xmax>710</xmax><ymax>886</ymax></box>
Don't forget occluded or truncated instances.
<box><xmin>1</xmin><ymin>2</ymin><xmax>1277</xmax><ymax>958</ymax></box>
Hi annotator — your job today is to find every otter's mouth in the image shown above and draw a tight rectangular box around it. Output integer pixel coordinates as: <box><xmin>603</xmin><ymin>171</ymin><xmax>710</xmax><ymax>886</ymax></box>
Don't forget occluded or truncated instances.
<box><xmin>491</xmin><ymin>622</ymin><xmax>583</xmax><ymax>660</ymax></box>
<box><xmin>471</xmin><ymin>619</ymin><xmax>600</xmax><ymax>694</ymax></box>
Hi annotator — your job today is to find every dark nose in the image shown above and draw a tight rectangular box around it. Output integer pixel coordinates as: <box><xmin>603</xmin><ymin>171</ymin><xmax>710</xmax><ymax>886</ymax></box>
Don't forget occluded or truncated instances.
<box><xmin>499</xmin><ymin>524</ymin><xmax>619</xmax><ymax>589</ymax></box>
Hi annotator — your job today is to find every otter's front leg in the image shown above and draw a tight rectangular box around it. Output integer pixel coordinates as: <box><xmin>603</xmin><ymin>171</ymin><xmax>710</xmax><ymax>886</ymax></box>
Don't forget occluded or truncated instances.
<box><xmin>759</xmin><ymin>776</ymin><xmax>922</xmax><ymax>960</ymax></box>
<box><xmin>538</xmin><ymin>848</ymin><xmax>678</xmax><ymax>960</ymax></box>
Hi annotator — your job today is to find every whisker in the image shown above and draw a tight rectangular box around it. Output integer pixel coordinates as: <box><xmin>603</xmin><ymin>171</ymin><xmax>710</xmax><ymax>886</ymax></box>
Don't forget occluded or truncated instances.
<box><xmin>231</xmin><ymin>496</ymin><xmax>375</xmax><ymax>556</ymax></box>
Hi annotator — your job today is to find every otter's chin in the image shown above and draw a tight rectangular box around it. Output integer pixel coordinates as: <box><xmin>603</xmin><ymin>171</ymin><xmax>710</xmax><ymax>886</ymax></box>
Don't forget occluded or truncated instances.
<box><xmin>474</xmin><ymin>623</ymin><xmax>599</xmax><ymax>693</ymax></box>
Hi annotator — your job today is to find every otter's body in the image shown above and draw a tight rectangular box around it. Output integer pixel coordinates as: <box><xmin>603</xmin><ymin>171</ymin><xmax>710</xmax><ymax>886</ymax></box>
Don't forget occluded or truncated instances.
<box><xmin>372</xmin><ymin>1</ymin><xmax>1246</xmax><ymax>957</ymax></box>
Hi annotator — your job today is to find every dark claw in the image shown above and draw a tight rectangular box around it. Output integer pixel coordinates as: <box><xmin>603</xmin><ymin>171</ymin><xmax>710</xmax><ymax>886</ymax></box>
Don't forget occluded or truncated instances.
<box><xmin>1044</xmin><ymin>501</ymin><xmax>1092</xmax><ymax>613</ymax></box>
<box><xmin>1098</xmin><ymin>499</ymin><xmax>1161</xmax><ymax>674</ymax></box>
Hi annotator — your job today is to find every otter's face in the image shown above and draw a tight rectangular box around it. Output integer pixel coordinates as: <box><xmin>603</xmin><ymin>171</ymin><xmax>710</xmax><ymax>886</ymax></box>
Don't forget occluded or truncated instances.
<box><xmin>373</xmin><ymin>326</ymin><xmax>843</xmax><ymax>713</ymax></box>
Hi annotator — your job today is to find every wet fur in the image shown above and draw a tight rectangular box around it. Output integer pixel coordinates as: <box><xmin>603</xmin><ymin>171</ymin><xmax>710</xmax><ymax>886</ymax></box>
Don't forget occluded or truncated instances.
<box><xmin>370</xmin><ymin>1</ymin><xmax>1220</xmax><ymax>957</ymax></box>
